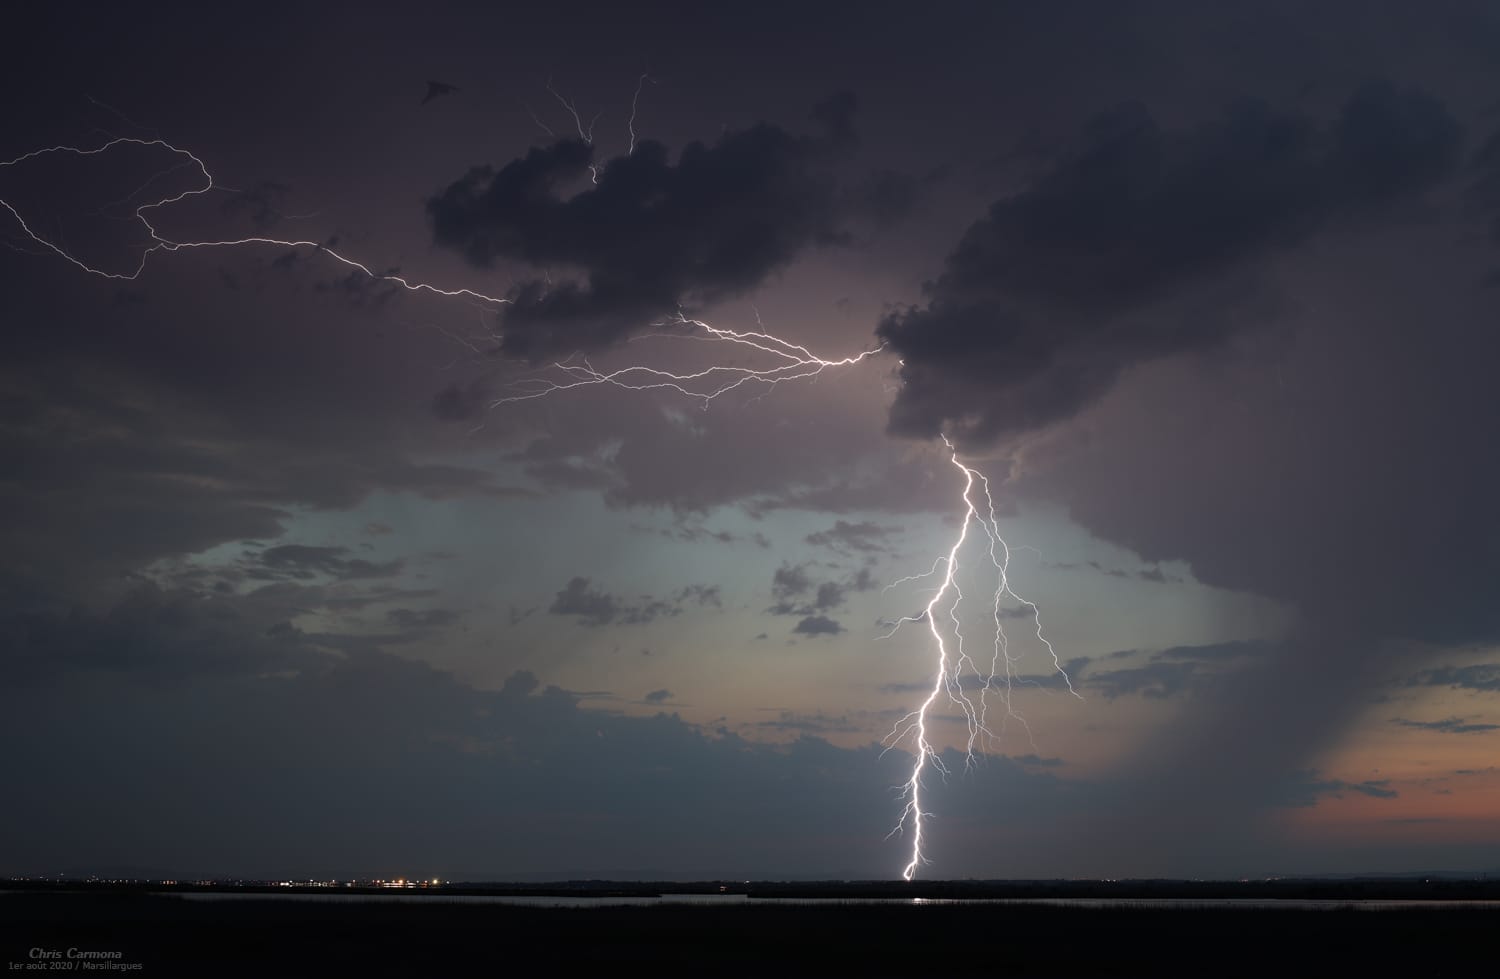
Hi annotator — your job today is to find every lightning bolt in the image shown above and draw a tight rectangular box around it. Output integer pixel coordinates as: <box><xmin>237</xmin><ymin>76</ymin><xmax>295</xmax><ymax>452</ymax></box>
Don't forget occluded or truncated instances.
<box><xmin>1</xmin><ymin>129</ymin><xmax>884</xmax><ymax>420</ymax></box>
<box><xmin>627</xmin><ymin>73</ymin><xmax>653</xmax><ymax>157</ymax></box>
<box><xmin>1</xmin><ymin>137</ymin><xmax>513</xmax><ymax>306</ymax></box>
<box><xmin>881</xmin><ymin>436</ymin><xmax>1080</xmax><ymax>880</ymax></box>
<box><xmin>490</xmin><ymin>310</ymin><xmax>882</xmax><ymax>410</ymax></box>
<box><xmin>545</xmin><ymin>77</ymin><xmax>604</xmax><ymax>182</ymax></box>
<box><xmin>546</xmin><ymin>76</ymin><xmax>600</xmax><ymax>146</ymax></box>
<box><xmin>5</xmin><ymin>116</ymin><xmax>1076</xmax><ymax>883</ymax></box>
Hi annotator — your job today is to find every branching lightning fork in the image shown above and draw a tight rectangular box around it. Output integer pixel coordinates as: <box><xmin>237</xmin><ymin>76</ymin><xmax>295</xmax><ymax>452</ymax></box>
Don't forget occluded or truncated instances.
<box><xmin>880</xmin><ymin>437</ymin><xmax>1080</xmax><ymax>880</ymax></box>
<box><xmin>491</xmin><ymin>310</ymin><xmax>882</xmax><ymax>409</ymax></box>
<box><xmin>5</xmin><ymin>121</ymin><xmax>1075</xmax><ymax>883</ymax></box>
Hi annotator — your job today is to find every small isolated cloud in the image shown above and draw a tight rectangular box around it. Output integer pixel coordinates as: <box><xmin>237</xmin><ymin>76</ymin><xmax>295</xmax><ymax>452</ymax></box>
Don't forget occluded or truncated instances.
<box><xmin>643</xmin><ymin>689</ymin><xmax>673</xmax><ymax>704</ymax></box>
<box><xmin>767</xmin><ymin>563</ymin><xmax>875</xmax><ymax>619</ymax></box>
<box><xmin>637</xmin><ymin>522</ymin><xmax>744</xmax><ymax>546</ymax></box>
<box><xmin>1391</xmin><ymin>716</ymin><xmax>1500</xmax><ymax>735</ymax></box>
<box><xmin>793</xmin><ymin>615</ymin><xmax>844</xmax><ymax>637</ymax></box>
<box><xmin>1083</xmin><ymin>641</ymin><xmax>1270</xmax><ymax>699</ymax></box>
<box><xmin>753</xmin><ymin>709</ymin><xmax>859</xmax><ymax>734</ymax></box>
<box><xmin>548</xmin><ymin>576</ymin><xmax>721</xmax><ymax>628</ymax></box>
<box><xmin>1050</xmin><ymin>560</ymin><xmax>1184</xmax><ymax>584</ymax></box>
<box><xmin>771</xmin><ymin>562</ymin><xmax>813</xmax><ymax>601</ymax></box>
<box><xmin>804</xmin><ymin>520</ymin><xmax>900</xmax><ymax>555</ymax></box>
<box><xmin>1406</xmin><ymin>663</ymin><xmax>1500</xmax><ymax>692</ymax></box>
<box><xmin>677</xmin><ymin>584</ymin><xmax>722</xmax><ymax>608</ymax></box>
<box><xmin>1152</xmin><ymin>640</ymin><xmax>1271</xmax><ymax>662</ymax></box>
<box><xmin>252</xmin><ymin>544</ymin><xmax>403</xmax><ymax>582</ymax></box>
<box><xmin>1086</xmin><ymin>661</ymin><xmax>1199</xmax><ymax>700</ymax></box>
<box><xmin>1275</xmin><ymin>771</ymin><xmax>1399</xmax><ymax>808</ymax></box>
<box><xmin>879</xmin><ymin>658</ymin><xmax>1089</xmax><ymax>695</ymax></box>
<box><xmin>385</xmin><ymin>607</ymin><xmax>463</xmax><ymax>631</ymax></box>
<box><xmin>548</xmin><ymin>577</ymin><xmax>622</xmax><ymax>627</ymax></box>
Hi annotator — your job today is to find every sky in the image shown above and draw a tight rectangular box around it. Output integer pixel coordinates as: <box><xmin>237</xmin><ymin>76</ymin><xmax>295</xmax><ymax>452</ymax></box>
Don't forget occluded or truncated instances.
<box><xmin>3</xmin><ymin>0</ymin><xmax>1500</xmax><ymax>881</ymax></box>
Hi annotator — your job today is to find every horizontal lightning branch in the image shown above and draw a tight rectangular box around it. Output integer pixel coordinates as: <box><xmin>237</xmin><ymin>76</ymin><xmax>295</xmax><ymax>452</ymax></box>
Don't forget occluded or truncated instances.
<box><xmin>491</xmin><ymin>311</ymin><xmax>883</xmax><ymax>409</ymax></box>
<box><xmin>2</xmin><ymin>137</ymin><xmax>881</xmax><ymax>415</ymax></box>
<box><xmin>0</xmin><ymin>137</ymin><xmax>512</xmax><ymax>305</ymax></box>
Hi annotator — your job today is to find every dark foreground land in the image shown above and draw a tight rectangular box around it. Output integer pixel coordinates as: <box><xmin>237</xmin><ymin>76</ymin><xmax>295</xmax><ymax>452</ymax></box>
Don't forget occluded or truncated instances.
<box><xmin>2</xmin><ymin>887</ymin><xmax>1494</xmax><ymax>977</ymax></box>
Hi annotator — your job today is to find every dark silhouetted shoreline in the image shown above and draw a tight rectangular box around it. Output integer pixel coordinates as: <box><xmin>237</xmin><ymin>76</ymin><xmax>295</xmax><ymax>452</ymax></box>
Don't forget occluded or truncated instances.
<box><xmin>3</xmin><ymin>882</ymin><xmax>1495</xmax><ymax>977</ymax></box>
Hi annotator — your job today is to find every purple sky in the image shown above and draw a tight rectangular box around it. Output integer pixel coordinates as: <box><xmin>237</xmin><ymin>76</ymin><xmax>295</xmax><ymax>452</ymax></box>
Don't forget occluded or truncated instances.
<box><xmin>3</xmin><ymin>0</ymin><xmax>1499</xmax><ymax>880</ymax></box>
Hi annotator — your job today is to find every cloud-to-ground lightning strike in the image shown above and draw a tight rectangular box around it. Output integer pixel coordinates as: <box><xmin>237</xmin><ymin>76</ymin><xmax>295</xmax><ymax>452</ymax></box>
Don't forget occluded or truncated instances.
<box><xmin>880</xmin><ymin>438</ymin><xmax>1080</xmax><ymax>880</ymax></box>
<box><xmin>4</xmin><ymin>121</ymin><xmax>1073</xmax><ymax>881</ymax></box>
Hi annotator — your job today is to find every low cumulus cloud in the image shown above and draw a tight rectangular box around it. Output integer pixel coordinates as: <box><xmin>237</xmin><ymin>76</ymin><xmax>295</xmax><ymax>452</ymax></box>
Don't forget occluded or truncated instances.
<box><xmin>804</xmin><ymin>519</ymin><xmax>900</xmax><ymax>556</ymax></box>
<box><xmin>765</xmin><ymin>561</ymin><xmax>877</xmax><ymax>637</ymax></box>
<box><xmin>385</xmin><ymin>607</ymin><xmax>464</xmax><ymax>631</ymax></box>
<box><xmin>1274</xmin><ymin>771</ymin><xmax>1400</xmax><ymax>808</ymax></box>
<box><xmin>548</xmin><ymin>576</ymin><xmax>721</xmax><ymax>628</ymax></box>
<box><xmin>1056</xmin><ymin>641</ymin><xmax>1271</xmax><ymax>701</ymax></box>
<box><xmin>1406</xmin><ymin>663</ymin><xmax>1500</xmax><ymax>692</ymax></box>
<box><xmin>253</xmin><ymin>544</ymin><xmax>404</xmax><ymax>582</ymax></box>
<box><xmin>1391</xmin><ymin>716</ymin><xmax>1500</xmax><ymax>735</ymax></box>
<box><xmin>792</xmin><ymin>615</ymin><xmax>844</xmax><ymax>637</ymax></box>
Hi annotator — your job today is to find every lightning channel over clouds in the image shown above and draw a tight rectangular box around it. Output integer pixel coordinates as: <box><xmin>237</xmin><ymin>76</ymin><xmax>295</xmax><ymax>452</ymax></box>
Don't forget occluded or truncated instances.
<box><xmin>3</xmin><ymin>113</ymin><xmax>1075</xmax><ymax>880</ymax></box>
<box><xmin>1</xmin><ymin>138</ymin><xmax>513</xmax><ymax>305</ymax></box>
<box><xmin>490</xmin><ymin>311</ymin><xmax>882</xmax><ymax>409</ymax></box>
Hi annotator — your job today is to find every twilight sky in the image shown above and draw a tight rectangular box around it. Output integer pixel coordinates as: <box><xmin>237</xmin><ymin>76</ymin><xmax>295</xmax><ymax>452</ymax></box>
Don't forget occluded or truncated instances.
<box><xmin>3</xmin><ymin>0</ymin><xmax>1500</xmax><ymax>880</ymax></box>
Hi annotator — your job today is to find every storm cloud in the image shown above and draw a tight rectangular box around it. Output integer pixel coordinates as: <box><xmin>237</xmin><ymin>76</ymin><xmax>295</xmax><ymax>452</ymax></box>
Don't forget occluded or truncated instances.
<box><xmin>879</xmin><ymin>81</ymin><xmax>1464</xmax><ymax>443</ymax></box>
<box><xmin>428</xmin><ymin>94</ymin><xmax>865</xmax><ymax>361</ymax></box>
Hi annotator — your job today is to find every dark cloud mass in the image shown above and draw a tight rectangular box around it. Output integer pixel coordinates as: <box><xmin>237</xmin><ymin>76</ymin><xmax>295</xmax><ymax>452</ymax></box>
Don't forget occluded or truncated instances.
<box><xmin>880</xmin><ymin>81</ymin><xmax>1464</xmax><ymax>443</ymax></box>
<box><xmin>0</xmin><ymin>583</ymin><xmax>314</xmax><ymax>686</ymax></box>
<box><xmin>428</xmin><ymin>95</ymin><xmax>861</xmax><ymax>361</ymax></box>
